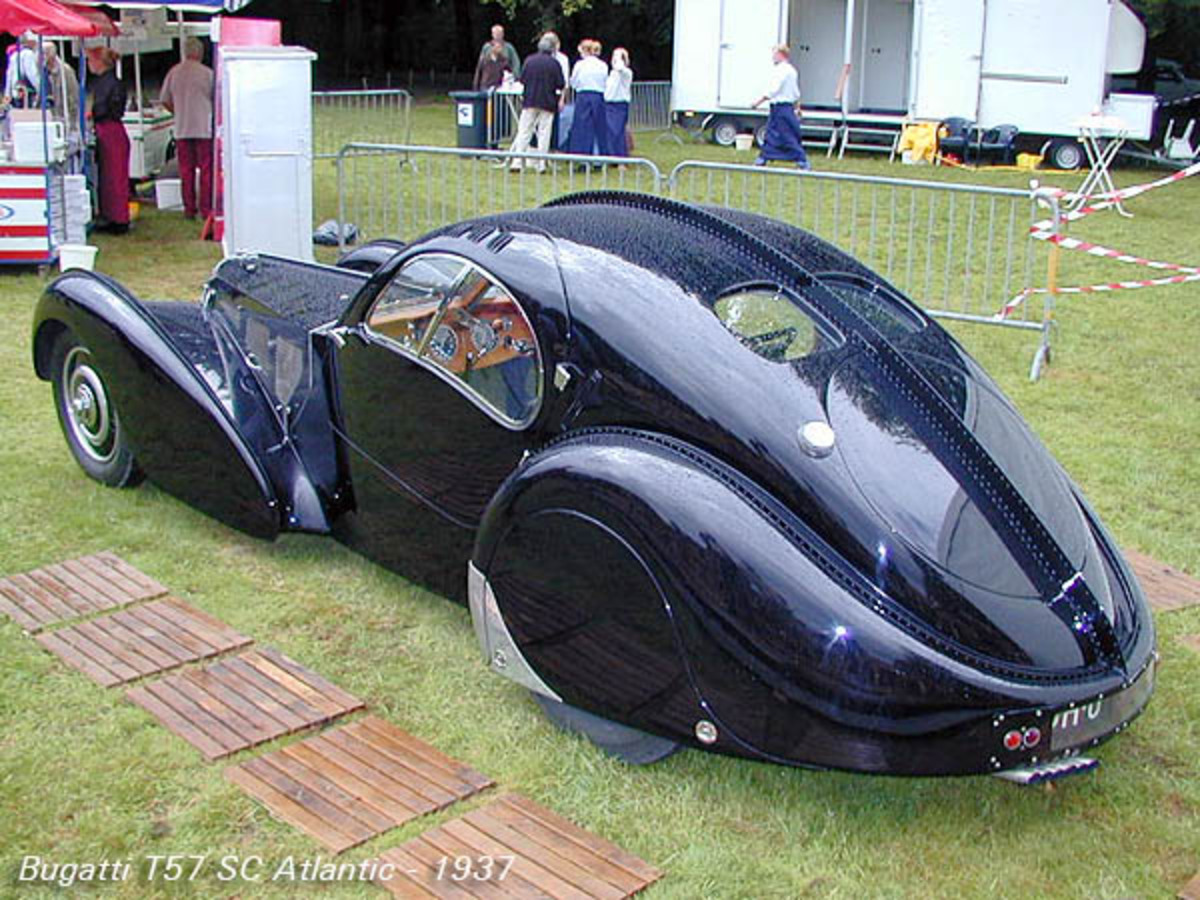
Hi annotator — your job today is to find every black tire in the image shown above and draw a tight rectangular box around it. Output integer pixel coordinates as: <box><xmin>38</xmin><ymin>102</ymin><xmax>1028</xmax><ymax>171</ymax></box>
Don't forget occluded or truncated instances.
<box><xmin>1048</xmin><ymin>139</ymin><xmax>1085</xmax><ymax>170</ymax></box>
<box><xmin>532</xmin><ymin>693</ymin><xmax>681</xmax><ymax>765</ymax></box>
<box><xmin>50</xmin><ymin>331</ymin><xmax>141</xmax><ymax>488</ymax></box>
<box><xmin>754</xmin><ymin>123</ymin><xmax>769</xmax><ymax>148</ymax></box>
<box><xmin>712</xmin><ymin>118</ymin><xmax>739</xmax><ymax>147</ymax></box>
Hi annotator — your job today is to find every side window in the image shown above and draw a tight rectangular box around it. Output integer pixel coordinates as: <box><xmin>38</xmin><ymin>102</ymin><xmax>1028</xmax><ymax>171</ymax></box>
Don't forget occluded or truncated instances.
<box><xmin>366</xmin><ymin>253</ymin><xmax>543</xmax><ymax>427</ymax></box>
<box><xmin>714</xmin><ymin>286</ymin><xmax>837</xmax><ymax>363</ymax></box>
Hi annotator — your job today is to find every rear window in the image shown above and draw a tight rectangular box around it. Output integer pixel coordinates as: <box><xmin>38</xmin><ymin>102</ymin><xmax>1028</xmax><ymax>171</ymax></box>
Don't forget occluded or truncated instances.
<box><xmin>820</xmin><ymin>273</ymin><xmax>927</xmax><ymax>340</ymax></box>
<box><xmin>713</xmin><ymin>286</ymin><xmax>838</xmax><ymax>363</ymax></box>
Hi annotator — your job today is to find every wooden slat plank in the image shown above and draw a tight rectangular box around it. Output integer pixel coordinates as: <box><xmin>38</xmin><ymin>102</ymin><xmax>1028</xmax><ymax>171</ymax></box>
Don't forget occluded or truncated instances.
<box><xmin>152</xmin><ymin>598</ymin><xmax>247</xmax><ymax>654</ymax></box>
<box><xmin>77</xmin><ymin>553</ymin><xmax>157</xmax><ymax>603</ymax></box>
<box><xmin>140</xmin><ymin>679</ymin><xmax>249</xmax><ymax>757</ymax></box>
<box><xmin>126</xmin><ymin>683</ymin><xmax>231</xmax><ymax>759</ymax></box>
<box><xmin>323</xmin><ymin>728</ymin><xmax>461</xmax><ymax>808</ymax></box>
<box><xmin>51</xmin><ymin>623</ymin><xmax>145</xmax><ymax>683</ymax></box>
<box><xmin>1126</xmin><ymin>550</ymin><xmax>1200</xmax><ymax>613</ymax></box>
<box><xmin>69</xmin><ymin>619</ymin><xmax>162</xmax><ymax>677</ymax></box>
<box><xmin>57</xmin><ymin>557</ymin><xmax>129</xmax><ymax>609</ymax></box>
<box><xmin>202</xmin><ymin>659</ymin><xmax>313</xmax><ymax>732</ymax></box>
<box><xmin>456</xmin><ymin>812</ymin><xmax>624</xmax><ymax>900</ymax></box>
<box><xmin>255</xmin><ymin>647</ymin><xmax>365</xmax><ymax>711</ymax></box>
<box><xmin>258</xmin><ymin>749</ymin><xmax>396</xmax><ymax>834</ymax></box>
<box><xmin>168</xmin><ymin>670</ymin><xmax>265</xmax><ymax>744</ymax></box>
<box><xmin>375</xmin><ymin>846</ymin><xmax>470</xmax><ymax>899</ymax></box>
<box><xmin>355</xmin><ymin>716</ymin><xmax>496</xmax><ymax>792</ymax></box>
<box><xmin>27</xmin><ymin>568</ymin><xmax>99</xmax><ymax>616</ymax></box>
<box><xmin>281</xmin><ymin>739</ymin><xmax>427</xmax><ymax>825</ymax></box>
<box><xmin>1179</xmin><ymin>871</ymin><xmax>1200</xmax><ymax>900</ymax></box>
<box><xmin>402</xmin><ymin>837</ymin><xmax>511</xmax><ymax>900</ymax></box>
<box><xmin>121</xmin><ymin>603</ymin><xmax>215</xmax><ymax>658</ymax></box>
<box><xmin>412</xmin><ymin>830</ymin><xmax>544</xmax><ymax>900</ymax></box>
<box><xmin>302</xmin><ymin>733</ymin><xmax>440</xmax><ymax>818</ymax></box>
<box><xmin>106</xmin><ymin>606</ymin><xmax>197</xmax><ymax>665</ymax></box>
<box><xmin>226</xmin><ymin>763</ymin><xmax>362</xmax><ymax>854</ymax></box>
<box><xmin>238</xmin><ymin>756</ymin><xmax>377</xmax><ymax>848</ymax></box>
<box><xmin>240</xmin><ymin>650</ymin><xmax>361</xmax><ymax>719</ymax></box>
<box><xmin>436</xmin><ymin>825</ymin><xmax>585</xmax><ymax>900</ymax></box>
<box><xmin>89</xmin><ymin>613</ymin><xmax>182</xmax><ymax>670</ymax></box>
<box><xmin>343</xmin><ymin>719</ymin><xmax>486</xmax><ymax>797</ymax></box>
<box><xmin>499</xmin><ymin>796</ymin><xmax>662</xmax><ymax>887</ymax></box>
<box><xmin>219</xmin><ymin>655</ymin><xmax>330</xmax><ymax>724</ymax></box>
<box><xmin>39</xmin><ymin>563</ymin><xmax>107</xmax><ymax>613</ymax></box>
<box><xmin>9</xmin><ymin>572</ymin><xmax>80</xmax><ymax>621</ymax></box>
<box><xmin>1181</xmin><ymin>635</ymin><xmax>1200</xmax><ymax>655</ymax></box>
<box><xmin>179</xmin><ymin>667</ymin><xmax>289</xmax><ymax>741</ymax></box>
<box><xmin>0</xmin><ymin>579</ymin><xmax>60</xmax><ymax>628</ymax></box>
<box><xmin>0</xmin><ymin>589</ymin><xmax>48</xmax><ymax>632</ymax></box>
<box><xmin>35</xmin><ymin>631</ymin><xmax>121</xmax><ymax>686</ymax></box>
<box><xmin>92</xmin><ymin>551</ymin><xmax>169</xmax><ymax>596</ymax></box>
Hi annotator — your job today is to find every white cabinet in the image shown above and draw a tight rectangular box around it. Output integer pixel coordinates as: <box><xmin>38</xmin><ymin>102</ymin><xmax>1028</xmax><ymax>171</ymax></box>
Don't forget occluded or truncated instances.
<box><xmin>220</xmin><ymin>46</ymin><xmax>316</xmax><ymax>261</ymax></box>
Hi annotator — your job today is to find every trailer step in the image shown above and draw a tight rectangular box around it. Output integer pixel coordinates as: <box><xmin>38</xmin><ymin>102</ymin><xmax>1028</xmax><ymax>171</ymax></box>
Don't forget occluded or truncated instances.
<box><xmin>994</xmin><ymin>757</ymin><xmax>1099</xmax><ymax>785</ymax></box>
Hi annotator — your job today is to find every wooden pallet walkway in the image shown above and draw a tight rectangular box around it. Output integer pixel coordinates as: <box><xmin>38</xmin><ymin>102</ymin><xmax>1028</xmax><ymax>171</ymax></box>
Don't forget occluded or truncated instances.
<box><xmin>372</xmin><ymin>793</ymin><xmax>662</xmax><ymax>899</ymax></box>
<box><xmin>226</xmin><ymin>716</ymin><xmax>494</xmax><ymax>854</ymax></box>
<box><xmin>0</xmin><ymin>552</ymin><xmax>167</xmax><ymax>632</ymax></box>
<box><xmin>34</xmin><ymin>598</ymin><xmax>252</xmax><ymax>687</ymax></box>
<box><xmin>126</xmin><ymin>647</ymin><xmax>364</xmax><ymax>760</ymax></box>
<box><xmin>1179</xmin><ymin>871</ymin><xmax>1200</xmax><ymax>900</ymax></box>
<box><xmin>1180</xmin><ymin>635</ymin><xmax>1200</xmax><ymax>656</ymax></box>
<box><xmin>1127</xmin><ymin>551</ymin><xmax>1200</xmax><ymax>613</ymax></box>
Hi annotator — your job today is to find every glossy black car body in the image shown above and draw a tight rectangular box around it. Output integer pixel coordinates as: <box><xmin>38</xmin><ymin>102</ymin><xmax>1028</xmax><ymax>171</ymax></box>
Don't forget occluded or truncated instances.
<box><xmin>32</xmin><ymin>192</ymin><xmax>1155</xmax><ymax>776</ymax></box>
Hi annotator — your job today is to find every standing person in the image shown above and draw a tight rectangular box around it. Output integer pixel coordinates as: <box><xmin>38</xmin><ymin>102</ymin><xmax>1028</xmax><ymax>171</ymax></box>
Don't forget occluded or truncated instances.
<box><xmin>751</xmin><ymin>44</ymin><xmax>810</xmax><ymax>170</ymax></box>
<box><xmin>159</xmin><ymin>37</ymin><xmax>214</xmax><ymax>222</ymax></box>
<box><xmin>3</xmin><ymin>33</ymin><xmax>41</xmax><ymax>109</ymax></box>
<box><xmin>567</xmin><ymin>39</ymin><xmax>608</xmax><ymax>158</ymax></box>
<box><xmin>478</xmin><ymin>24</ymin><xmax>521</xmax><ymax>79</ymax></box>
<box><xmin>86</xmin><ymin>47</ymin><xmax>131</xmax><ymax>233</ymax></box>
<box><xmin>43</xmin><ymin>45</ymin><xmax>81</xmax><ymax>137</ymax></box>
<box><xmin>508</xmin><ymin>36</ymin><xmax>565</xmax><ymax>172</ymax></box>
<box><xmin>473</xmin><ymin>41</ymin><xmax>510</xmax><ymax>91</ymax></box>
<box><xmin>541</xmin><ymin>31</ymin><xmax>570</xmax><ymax>90</ymax></box>
<box><xmin>604</xmin><ymin>47</ymin><xmax>633</xmax><ymax>160</ymax></box>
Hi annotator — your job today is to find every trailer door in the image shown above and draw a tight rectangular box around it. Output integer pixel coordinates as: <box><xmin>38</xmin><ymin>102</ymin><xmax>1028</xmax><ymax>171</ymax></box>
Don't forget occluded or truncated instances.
<box><xmin>717</xmin><ymin>0</ymin><xmax>786</xmax><ymax>108</ymax></box>
<box><xmin>859</xmin><ymin>0</ymin><xmax>913</xmax><ymax>111</ymax></box>
<box><xmin>792</xmin><ymin>0</ymin><xmax>850</xmax><ymax>108</ymax></box>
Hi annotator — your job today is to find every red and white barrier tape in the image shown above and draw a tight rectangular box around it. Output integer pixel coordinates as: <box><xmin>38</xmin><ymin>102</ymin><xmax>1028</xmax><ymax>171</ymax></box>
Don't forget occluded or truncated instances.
<box><xmin>999</xmin><ymin>159</ymin><xmax>1200</xmax><ymax>317</ymax></box>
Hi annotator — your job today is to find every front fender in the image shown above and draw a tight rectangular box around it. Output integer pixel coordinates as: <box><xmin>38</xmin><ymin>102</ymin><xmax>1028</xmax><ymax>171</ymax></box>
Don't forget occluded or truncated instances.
<box><xmin>33</xmin><ymin>271</ymin><xmax>281</xmax><ymax>539</ymax></box>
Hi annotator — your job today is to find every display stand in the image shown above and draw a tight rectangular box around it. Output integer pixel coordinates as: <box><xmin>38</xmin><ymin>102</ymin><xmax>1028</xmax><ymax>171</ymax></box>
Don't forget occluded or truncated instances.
<box><xmin>1073</xmin><ymin>113</ymin><xmax>1131</xmax><ymax>217</ymax></box>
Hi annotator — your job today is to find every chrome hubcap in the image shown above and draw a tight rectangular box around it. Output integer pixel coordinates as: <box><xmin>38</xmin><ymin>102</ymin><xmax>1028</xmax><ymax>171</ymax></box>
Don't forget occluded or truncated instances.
<box><xmin>62</xmin><ymin>347</ymin><xmax>117</xmax><ymax>464</ymax></box>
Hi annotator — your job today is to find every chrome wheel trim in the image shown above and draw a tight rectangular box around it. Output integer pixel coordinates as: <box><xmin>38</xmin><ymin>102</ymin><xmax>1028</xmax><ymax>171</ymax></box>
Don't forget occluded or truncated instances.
<box><xmin>62</xmin><ymin>346</ymin><xmax>118</xmax><ymax>464</ymax></box>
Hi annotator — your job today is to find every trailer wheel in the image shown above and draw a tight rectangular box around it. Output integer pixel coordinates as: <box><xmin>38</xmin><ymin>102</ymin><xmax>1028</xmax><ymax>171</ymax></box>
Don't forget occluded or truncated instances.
<box><xmin>1048</xmin><ymin>139</ymin><xmax>1085</xmax><ymax>170</ymax></box>
<box><xmin>754</xmin><ymin>123</ymin><xmax>769</xmax><ymax>148</ymax></box>
<box><xmin>712</xmin><ymin>118</ymin><xmax>739</xmax><ymax>147</ymax></box>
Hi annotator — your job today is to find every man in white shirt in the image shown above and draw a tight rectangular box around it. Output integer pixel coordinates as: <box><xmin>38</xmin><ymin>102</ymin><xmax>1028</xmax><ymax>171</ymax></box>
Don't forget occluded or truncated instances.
<box><xmin>751</xmin><ymin>44</ymin><xmax>811</xmax><ymax>170</ymax></box>
<box><xmin>4</xmin><ymin>33</ymin><xmax>42</xmax><ymax>109</ymax></box>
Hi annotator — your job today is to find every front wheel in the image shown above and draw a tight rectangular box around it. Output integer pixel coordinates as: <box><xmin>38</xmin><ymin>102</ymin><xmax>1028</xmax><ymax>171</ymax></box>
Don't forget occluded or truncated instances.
<box><xmin>1048</xmin><ymin>139</ymin><xmax>1085</xmax><ymax>170</ymax></box>
<box><xmin>50</xmin><ymin>331</ymin><xmax>142</xmax><ymax>487</ymax></box>
<box><xmin>712</xmin><ymin>118</ymin><xmax>739</xmax><ymax>147</ymax></box>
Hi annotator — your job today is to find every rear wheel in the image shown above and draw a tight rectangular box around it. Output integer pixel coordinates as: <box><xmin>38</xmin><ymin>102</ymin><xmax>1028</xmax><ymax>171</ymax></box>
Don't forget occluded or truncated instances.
<box><xmin>50</xmin><ymin>331</ymin><xmax>141</xmax><ymax>487</ymax></box>
<box><xmin>532</xmin><ymin>693</ymin><xmax>681</xmax><ymax>765</ymax></box>
<box><xmin>712</xmin><ymin>118</ymin><xmax>739</xmax><ymax>147</ymax></box>
<box><xmin>1048</xmin><ymin>139</ymin><xmax>1085</xmax><ymax>170</ymax></box>
<box><xmin>754</xmin><ymin>123</ymin><xmax>769</xmax><ymax>148</ymax></box>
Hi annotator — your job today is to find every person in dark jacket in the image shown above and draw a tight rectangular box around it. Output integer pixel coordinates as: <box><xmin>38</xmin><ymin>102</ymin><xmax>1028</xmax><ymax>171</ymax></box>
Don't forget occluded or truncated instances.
<box><xmin>86</xmin><ymin>47</ymin><xmax>131</xmax><ymax>232</ymax></box>
<box><xmin>508</xmin><ymin>36</ymin><xmax>565</xmax><ymax>172</ymax></box>
<box><xmin>473</xmin><ymin>41</ymin><xmax>511</xmax><ymax>91</ymax></box>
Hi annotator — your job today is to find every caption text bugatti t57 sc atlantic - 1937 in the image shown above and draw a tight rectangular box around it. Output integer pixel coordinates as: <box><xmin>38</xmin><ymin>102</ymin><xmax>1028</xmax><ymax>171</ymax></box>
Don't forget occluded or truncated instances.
<box><xmin>31</xmin><ymin>193</ymin><xmax>1155</xmax><ymax>782</ymax></box>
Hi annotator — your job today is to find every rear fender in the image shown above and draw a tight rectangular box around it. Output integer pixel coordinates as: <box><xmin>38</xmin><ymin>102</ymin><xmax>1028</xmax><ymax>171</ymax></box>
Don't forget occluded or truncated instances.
<box><xmin>33</xmin><ymin>270</ymin><xmax>281</xmax><ymax>539</ymax></box>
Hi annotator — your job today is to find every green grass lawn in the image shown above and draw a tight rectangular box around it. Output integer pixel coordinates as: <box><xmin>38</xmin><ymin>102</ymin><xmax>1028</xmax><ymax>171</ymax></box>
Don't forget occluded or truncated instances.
<box><xmin>0</xmin><ymin>98</ymin><xmax>1198</xmax><ymax>898</ymax></box>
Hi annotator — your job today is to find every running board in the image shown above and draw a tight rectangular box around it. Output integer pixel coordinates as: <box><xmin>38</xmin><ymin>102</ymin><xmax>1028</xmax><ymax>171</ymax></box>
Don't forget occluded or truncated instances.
<box><xmin>994</xmin><ymin>757</ymin><xmax>1099</xmax><ymax>785</ymax></box>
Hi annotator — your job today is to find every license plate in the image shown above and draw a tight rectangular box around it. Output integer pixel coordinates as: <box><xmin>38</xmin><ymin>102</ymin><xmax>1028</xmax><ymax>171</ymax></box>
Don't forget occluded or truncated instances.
<box><xmin>1049</xmin><ymin>662</ymin><xmax>1155</xmax><ymax>752</ymax></box>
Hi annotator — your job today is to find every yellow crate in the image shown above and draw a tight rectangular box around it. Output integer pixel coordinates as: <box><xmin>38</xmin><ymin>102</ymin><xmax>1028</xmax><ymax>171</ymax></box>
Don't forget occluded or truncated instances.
<box><xmin>1016</xmin><ymin>153</ymin><xmax>1044</xmax><ymax>171</ymax></box>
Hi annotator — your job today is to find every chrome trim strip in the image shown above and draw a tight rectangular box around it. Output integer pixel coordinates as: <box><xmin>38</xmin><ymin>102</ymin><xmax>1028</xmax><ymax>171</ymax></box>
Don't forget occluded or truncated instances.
<box><xmin>467</xmin><ymin>562</ymin><xmax>563</xmax><ymax>702</ymax></box>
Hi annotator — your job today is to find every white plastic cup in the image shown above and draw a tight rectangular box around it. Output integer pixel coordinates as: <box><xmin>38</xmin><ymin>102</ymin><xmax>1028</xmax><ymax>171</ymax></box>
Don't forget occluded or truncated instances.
<box><xmin>58</xmin><ymin>244</ymin><xmax>98</xmax><ymax>272</ymax></box>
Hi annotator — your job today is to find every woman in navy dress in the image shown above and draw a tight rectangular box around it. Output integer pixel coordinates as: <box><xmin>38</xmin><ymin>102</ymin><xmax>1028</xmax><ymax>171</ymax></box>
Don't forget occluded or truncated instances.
<box><xmin>751</xmin><ymin>45</ymin><xmax>810</xmax><ymax>170</ymax></box>
<box><xmin>567</xmin><ymin>39</ymin><xmax>609</xmax><ymax>157</ymax></box>
<box><xmin>604</xmin><ymin>48</ymin><xmax>633</xmax><ymax>160</ymax></box>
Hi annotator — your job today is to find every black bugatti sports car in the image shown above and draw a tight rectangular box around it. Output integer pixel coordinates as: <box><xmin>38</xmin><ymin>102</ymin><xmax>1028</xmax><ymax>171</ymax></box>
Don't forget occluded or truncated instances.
<box><xmin>32</xmin><ymin>193</ymin><xmax>1155</xmax><ymax>780</ymax></box>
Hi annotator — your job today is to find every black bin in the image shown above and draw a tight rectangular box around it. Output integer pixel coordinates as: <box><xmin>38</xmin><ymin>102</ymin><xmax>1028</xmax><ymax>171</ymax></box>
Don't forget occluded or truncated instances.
<box><xmin>448</xmin><ymin>90</ymin><xmax>490</xmax><ymax>149</ymax></box>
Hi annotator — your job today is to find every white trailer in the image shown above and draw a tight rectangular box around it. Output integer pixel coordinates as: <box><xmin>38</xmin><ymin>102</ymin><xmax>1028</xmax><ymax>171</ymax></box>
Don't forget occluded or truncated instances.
<box><xmin>671</xmin><ymin>0</ymin><xmax>1154</xmax><ymax>168</ymax></box>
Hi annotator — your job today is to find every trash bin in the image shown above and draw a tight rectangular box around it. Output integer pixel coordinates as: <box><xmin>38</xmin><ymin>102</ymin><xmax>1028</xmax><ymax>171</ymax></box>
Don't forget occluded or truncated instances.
<box><xmin>449</xmin><ymin>91</ymin><xmax>490</xmax><ymax>149</ymax></box>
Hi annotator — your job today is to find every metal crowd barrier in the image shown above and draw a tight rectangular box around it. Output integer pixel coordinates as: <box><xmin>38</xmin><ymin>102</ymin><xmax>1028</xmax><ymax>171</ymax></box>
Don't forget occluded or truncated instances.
<box><xmin>312</xmin><ymin>89</ymin><xmax>413</xmax><ymax>159</ymax></box>
<box><xmin>668</xmin><ymin>161</ymin><xmax>1050</xmax><ymax>378</ymax></box>
<box><xmin>628</xmin><ymin>81</ymin><xmax>672</xmax><ymax>132</ymax></box>
<box><xmin>329</xmin><ymin>143</ymin><xmax>1055</xmax><ymax>379</ymax></box>
<box><xmin>333</xmin><ymin>142</ymin><xmax>663</xmax><ymax>252</ymax></box>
